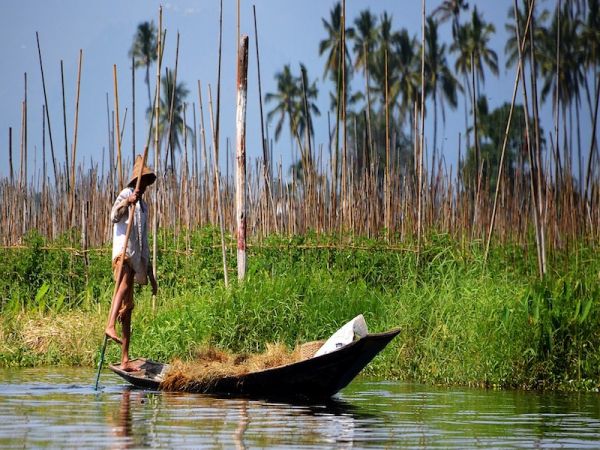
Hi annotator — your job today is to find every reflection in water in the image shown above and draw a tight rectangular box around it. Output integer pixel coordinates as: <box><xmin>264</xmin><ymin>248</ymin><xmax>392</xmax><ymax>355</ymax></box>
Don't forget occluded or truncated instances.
<box><xmin>107</xmin><ymin>387</ymin><xmax>166</xmax><ymax>449</ymax></box>
<box><xmin>0</xmin><ymin>368</ymin><xmax>600</xmax><ymax>448</ymax></box>
<box><xmin>233</xmin><ymin>399</ymin><xmax>248</xmax><ymax>450</ymax></box>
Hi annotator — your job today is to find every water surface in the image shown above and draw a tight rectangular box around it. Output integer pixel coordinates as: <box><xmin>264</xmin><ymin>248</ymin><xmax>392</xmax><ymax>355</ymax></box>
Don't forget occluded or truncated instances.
<box><xmin>1</xmin><ymin>367</ymin><xmax>599</xmax><ymax>448</ymax></box>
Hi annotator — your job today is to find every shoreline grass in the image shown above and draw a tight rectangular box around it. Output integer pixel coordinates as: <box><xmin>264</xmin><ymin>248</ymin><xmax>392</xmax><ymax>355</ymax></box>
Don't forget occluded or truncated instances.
<box><xmin>1</xmin><ymin>228</ymin><xmax>599</xmax><ymax>391</ymax></box>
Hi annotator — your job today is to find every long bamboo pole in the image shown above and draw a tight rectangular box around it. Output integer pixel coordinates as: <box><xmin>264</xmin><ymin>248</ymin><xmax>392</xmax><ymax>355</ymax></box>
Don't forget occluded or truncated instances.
<box><xmin>153</xmin><ymin>8</ymin><xmax>163</xmax><ymax>312</ymax></box>
<box><xmin>113</xmin><ymin>64</ymin><xmax>123</xmax><ymax>189</ymax></box>
<box><xmin>384</xmin><ymin>49</ymin><xmax>390</xmax><ymax>241</ymax></box>
<box><xmin>60</xmin><ymin>60</ymin><xmax>69</xmax><ymax>193</ymax></box>
<box><xmin>8</xmin><ymin>127</ymin><xmax>13</xmax><ymax>185</ymax></box>
<box><xmin>36</xmin><ymin>32</ymin><xmax>58</xmax><ymax>186</ymax></box>
<box><xmin>417</xmin><ymin>0</ymin><xmax>426</xmax><ymax>261</ymax></box>
<box><xmin>208</xmin><ymin>84</ymin><xmax>229</xmax><ymax>287</ymax></box>
<box><xmin>131</xmin><ymin>55</ymin><xmax>136</xmax><ymax>162</ymax></box>
<box><xmin>484</xmin><ymin>0</ymin><xmax>534</xmax><ymax>266</ymax></box>
<box><xmin>165</xmin><ymin>32</ymin><xmax>181</xmax><ymax>173</ymax></box>
<box><xmin>252</xmin><ymin>5</ymin><xmax>277</xmax><ymax>233</ymax></box>
<box><xmin>70</xmin><ymin>49</ymin><xmax>83</xmax><ymax>225</ymax></box>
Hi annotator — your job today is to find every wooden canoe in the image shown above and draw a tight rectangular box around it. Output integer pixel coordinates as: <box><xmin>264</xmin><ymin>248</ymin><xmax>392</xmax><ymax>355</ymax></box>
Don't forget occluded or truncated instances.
<box><xmin>109</xmin><ymin>329</ymin><xmax>400</xmax><ymax>399</ymax></box>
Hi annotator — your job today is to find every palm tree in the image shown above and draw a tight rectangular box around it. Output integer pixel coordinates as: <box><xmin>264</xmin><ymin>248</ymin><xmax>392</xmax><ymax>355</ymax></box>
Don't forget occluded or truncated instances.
<box><xmin>433</xmin><ymin>0</ymin><xmax>469</xmax><ymax>38</ymax></box>
<box><xmin>504</xmin><ymin>1</ymin><xmax>549</xmax><ymax>70</ymax></box>
<box><xmin>424</xmin><ymin>16</ymin><xmax>459</xmax><ymax>170</ymax></box>
<box><xmin>129</xmin><ymin>21</ymin><xmax>158</xmax><ymax>109</ymax></box>
<box><xmin>370</xmin><ymin>12</ymin><xmax>402</xmax><ymax>110</ymax></box>
<box><xmin>393</xmin><ymin>29</ymin><xmax>421</xmax><ymax>127</ymax></box>
<box><xmin>451</xmin><ymin>7</ymin><xmax>498</xmax><ymax>182</ymax></box>
<box><xmin>265</xmin><ymin>65</ymin><xmax>301</xmax><ymax>143</ymax></box>
<box><xmin>352</xmin><ymin>9</ymin><xmax>378</xmax><ymax>72</ymax></box>
<box><xmin>158</xmin><ymin>68</ymin><xmax>191</xmax><ymax>172</ymax></box>
<box><xmin>297</xmin><ymin>64</ymin><xmax>321</xmax><ymax>141</ymax></box>
<box><xmin>538</xmin><ymin>2</ymin><xmax>585</xmax><ymax>175</ymax></box>
<box><xmin>319</xmin><ymin>2</ymin><xmax>355</xmax><ymax>110</ymax></box>
<box><xmin>582</xmin><ymin>0</ymin><xmax>600</xmax><ymax>196</ymax></box>
<box><xmin>454</xmin><ymin>7</ymin><xmax>499</xmax><ymax>87</ymax></box>
<box><xmin>319</xmin><ymin>2</ymin><xmax>354</xmax><ymax>82</ymax></box>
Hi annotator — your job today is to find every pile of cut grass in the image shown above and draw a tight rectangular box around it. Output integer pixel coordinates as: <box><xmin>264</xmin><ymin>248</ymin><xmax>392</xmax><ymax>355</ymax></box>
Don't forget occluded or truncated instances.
<box><xmin>160</xmin><ymin>343</ymin><xmax>300</xmax><ymax>392</ymax></box>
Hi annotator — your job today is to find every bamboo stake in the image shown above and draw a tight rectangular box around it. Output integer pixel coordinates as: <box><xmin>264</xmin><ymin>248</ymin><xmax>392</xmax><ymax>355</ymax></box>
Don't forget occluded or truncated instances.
<box><xmin>131</xmin><ymin>55</ymin><xmax>136</xmax><ymax>161</ymax></box>
<box><xmin>8</xmin><ymin>127</ymin><xmax>13</xmax><ymax>184</ymax></box>
<box><xmin>208</xmin><ymin>84</ymin><xmax>229</xmax><ymax>287</ymax></box>
<box><xmin>340</xmin><ymin>0</ymin><xmax>347</xmax><ymax>231</ymax></box>
<box><xmin>236</xmin><ymin>35</ymin><xmax>249</xmax><ymax>281</ymax></box>
<box><xmin>164</xmin><ymin>32</ymin><xmax>181</xmax><ymax>173</ymax></box>
<box><xmin>153</xmin><ymin>7</ymin><xmax>163</xmax><ymax>310</ymax></box>
<box><xmin>215</xmin><ymin>0</ymin><xmax>223</xmax><ymax>166</ymax></box>
<box><xmin>36</xmin><ymin>32</ymin><xmax>58</xmax><ymax>185</ymax></box>
<box><xmin>252</xmin><ymin>5</ymin><xmax>276</xmax><ymax>233</ymax></box>
<box><xmin>24</xmin><ymin>73</ymin><xmax>27</xmax><ymax>191</ymax></box>
<box><xmin>70</xmin><ymin>49</ymin><xmax>83</xmax><ymax>225</ymax></box>
<box><xmin>197</xmin><ymin>80</ymin><xmax>209</xmax><ymax>223</ymax></box>
<box><xmin>60</xmin><ymin>60</ymin><xmax>69</xmax><ymax>193</ymax></box>
<box><xmin>417</xmin><ymin>0</ymin><xmax>426</xmax><ymax>261</ymax></box>
<box><xmin>585</xmin><ymin>75</ymin><xmax>600</xmax><ymax>204</ymax></box>
<box><xmin>384</xmin><ymin>49</ymin><xmax>390</xmax><ymax>241</ymax></box>
<box><xmin>113</xmin><ymin>64</ymin><xmax>123</xmax><ymax>189</ymax></box>
<box><xmin>484</xmin><ymin>0</ymin><xmax>533</xmax><ymax>266</ymax></box>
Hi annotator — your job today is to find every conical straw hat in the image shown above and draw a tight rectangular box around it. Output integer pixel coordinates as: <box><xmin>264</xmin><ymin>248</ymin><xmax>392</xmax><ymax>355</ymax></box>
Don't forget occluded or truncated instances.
<box><xmin>127</xmin><ymin>155</ymin><xmax>156</xmax><ymax>187</ymax></box>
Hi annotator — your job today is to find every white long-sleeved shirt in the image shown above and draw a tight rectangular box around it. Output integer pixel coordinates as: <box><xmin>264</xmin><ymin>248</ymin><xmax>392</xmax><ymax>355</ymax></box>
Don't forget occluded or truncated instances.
<box><xmin>111</xmin><ymin>187</ymin><xmax>150</xmax><ymax>284</ymax></box>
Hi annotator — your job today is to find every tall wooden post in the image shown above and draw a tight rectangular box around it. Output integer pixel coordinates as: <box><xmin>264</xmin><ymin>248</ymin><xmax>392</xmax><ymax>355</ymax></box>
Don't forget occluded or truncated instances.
<box><xmin>236</xmin><ymin>35</ymin><xmax>249</xmax><ymax>281</ymax></box>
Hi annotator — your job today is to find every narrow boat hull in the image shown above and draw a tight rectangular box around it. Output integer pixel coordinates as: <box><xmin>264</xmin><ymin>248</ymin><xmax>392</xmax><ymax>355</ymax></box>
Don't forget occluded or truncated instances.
<box><xmin>109</xmin><ymin>329</ymin><xmax>399</xmax><ymax>399</ymax></box>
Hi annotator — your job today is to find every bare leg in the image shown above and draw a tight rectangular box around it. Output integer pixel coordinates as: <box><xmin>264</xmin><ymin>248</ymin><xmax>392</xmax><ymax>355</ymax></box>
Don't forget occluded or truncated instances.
<box><xmin>105</xmin><ymin>263</ymin><xmax>134</xmax><ymax>345</ymax></box>
<box><xmin>120</xmin><ymin>286</ymin><xmax>139</xmax><ymax>372</ymax></box>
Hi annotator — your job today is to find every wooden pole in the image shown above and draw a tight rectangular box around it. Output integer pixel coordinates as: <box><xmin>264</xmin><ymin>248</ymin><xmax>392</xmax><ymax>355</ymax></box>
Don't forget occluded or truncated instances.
<box><xmin>417</xmin><ymin>0</ymin><xmax>426</xmax><ymax>261</ymax></box>
<box><xmin>252</xmin><ymin>5</ymin><xmax>276</xmax><ymax>233</ymax></box>
<box><xmin>113</xmin><ymin>64</ymin><xmax>123</xmax><ymax>189</ymax></box>
<box><xmin>236</xmin><ymin>35</ymin><xmax>249</xmax><ymax>281</ymax></box>
<box><xmin>197</xmin><ymin>80</ymin><xmax>209</xmax><ymax>221</ymax></box>
<box><xmin>341</xmin><ymin>0</ymin><xmax>347</xmax><ymax>230</ymax></box>
<box><xmin>23</xmin><ymin>73</ymin><xmax>27</xmax><ymax>190</ymax></box>
<box><xmin>384</xmin><ymin>49</ymin><xmax>390</xmax><ymax>240</ymax></box>
<box><xmin>8</xmin><ymin>127</ymin><xmax>13</xmax><ymax>184</ymax></box>
<box><xmin>70</xmin><ymin>49</ymin><xmax>83</xmax><ymax>224</ymax></box>
<box><xmin>484</xmin><ymin>0</ymin><xmax>533</xmax><ymax>266</ymax></box>
<box><xmin>131</xmin><ymin>54</ymin><xmax>136</xmax><ymax>162</ymax></box>
<box><xmin>60</xmin><ymin>60</ymin><xmax>69</xmax><ymax>192</ymax></box>
<box><xmin>208</xmin><ymin>84</ymin><xmax>229</xmax><ymax>287</ymax></box>
<box><xmin>215</xmin><ymin>0</ymin><xmax>223</xmax><ymax>166</ymax></box>
<box><xmin>164</xmin><ymin>32</ymin><xmax>180</xmax><ymax>173</ymax></box>
<box><xmin>153</xmin><ymin>7</ymin><xmax>163</xmax><ymax>311</ymax></box>
<box><xmin>36</xmin><ymin>32</ymin><xmax>58</xmax><ymax>185</ymax></box>
<box><xmin>106</xmin><ymin>93</ymin><xmax>114</xmax><ymax>192</ymax></box>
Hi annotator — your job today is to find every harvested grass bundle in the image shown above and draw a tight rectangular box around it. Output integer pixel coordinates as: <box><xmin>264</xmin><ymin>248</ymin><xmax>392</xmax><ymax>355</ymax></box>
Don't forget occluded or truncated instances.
<box><xmin>160</xmin><ymin>343</ymin><xmax>306</xmax><ymax>392</ymax></box>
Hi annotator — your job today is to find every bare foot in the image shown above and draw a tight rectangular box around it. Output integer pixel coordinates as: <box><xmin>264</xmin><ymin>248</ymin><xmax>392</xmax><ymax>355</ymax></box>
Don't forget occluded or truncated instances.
<box><xmin>120</xmin><ymin>361</ymin><xmax>142</xmax><ymax>372</ymax></box>
<box><xmin>105</xmin><ymin>328</ymin><xmax>122</xmax><ymax>345</ymax></box>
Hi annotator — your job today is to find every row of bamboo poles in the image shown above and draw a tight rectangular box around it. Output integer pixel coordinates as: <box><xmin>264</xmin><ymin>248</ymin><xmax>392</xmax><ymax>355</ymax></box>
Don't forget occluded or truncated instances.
<box><xmin>2</xmin><ymin>137</ymin><xmax>597</xmax><ymax>250</ymax></box>
<box><xmin>1</xmin><ymin>1</ymin><xmax>598</xmax><ymax>276</ymax></box>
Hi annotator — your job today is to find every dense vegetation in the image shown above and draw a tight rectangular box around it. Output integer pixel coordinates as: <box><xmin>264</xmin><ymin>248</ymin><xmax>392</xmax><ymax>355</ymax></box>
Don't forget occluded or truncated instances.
<box><xmin>1</xmin><ymin>228</ymin><xmax>598</xmax><ymax>391</ymax></box>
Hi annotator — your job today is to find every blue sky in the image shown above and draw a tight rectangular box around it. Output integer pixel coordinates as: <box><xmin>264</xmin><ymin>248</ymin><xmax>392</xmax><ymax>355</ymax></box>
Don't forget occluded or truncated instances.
<box><xmin>0</xmin><ymin>1</ymin><xmax>591</xmax><ymax>183</ymax></box>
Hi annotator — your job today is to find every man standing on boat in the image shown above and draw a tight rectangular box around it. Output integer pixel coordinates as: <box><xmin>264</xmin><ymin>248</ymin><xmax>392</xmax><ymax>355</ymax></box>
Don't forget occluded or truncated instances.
<box><xmin>105</xmin><ymin>155</ymin><xmax>158</xmax><ymax>372</ymax></box>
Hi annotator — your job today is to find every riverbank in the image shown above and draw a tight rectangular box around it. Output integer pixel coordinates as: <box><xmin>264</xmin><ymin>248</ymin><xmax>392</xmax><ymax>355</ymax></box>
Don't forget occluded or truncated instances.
<box><xmin>1</xmin><ymin>229</ymin><xmax>598</xmax><ymax>391</ymax></box>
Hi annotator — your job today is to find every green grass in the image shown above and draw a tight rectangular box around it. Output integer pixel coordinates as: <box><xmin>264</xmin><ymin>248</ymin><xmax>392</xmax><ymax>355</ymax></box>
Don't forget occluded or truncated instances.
<box><xmin>0</xmin><ymin>228</ymin><xmax>599</xmax><ymax>391</ymax></box>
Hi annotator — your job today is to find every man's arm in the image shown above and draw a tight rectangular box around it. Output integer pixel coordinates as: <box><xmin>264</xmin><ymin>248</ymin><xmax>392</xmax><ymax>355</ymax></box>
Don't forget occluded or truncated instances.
<box><xmin>110</xmin><ymin>187</ymin><xmax>139</xmax><ymax>223</ymax></box>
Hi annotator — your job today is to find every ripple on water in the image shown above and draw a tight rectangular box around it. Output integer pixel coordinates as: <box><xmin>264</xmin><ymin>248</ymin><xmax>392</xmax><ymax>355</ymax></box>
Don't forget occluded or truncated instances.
<box><xmin>1</xmin><ymin>368</ymin><xmax>600</xmax><ymax>448</ymax></box>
